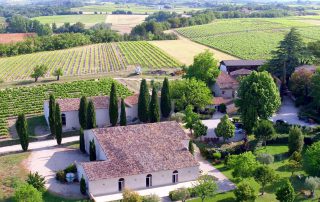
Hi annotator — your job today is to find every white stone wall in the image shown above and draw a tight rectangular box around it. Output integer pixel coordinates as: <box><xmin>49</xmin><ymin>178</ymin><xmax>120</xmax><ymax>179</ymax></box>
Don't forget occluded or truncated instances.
<box><xmin>213</xmin><ymin>83</ymin><xmax>235</xmax><ymax>99</ymax></box>
<box><xmin>220</xmin><ymin>64</ymin><xmax>227</xmax><ymax>72</ymax></box>
<box><xmin>87</xmin><ymin>166</ymin><xmax>199</xmax><ymax>196</ymax></box>
<box><xmin>125</xmin><ymin>104</ymin><xmax>138</xmax><ymax>122</ymax></box>
<box><xmin>43</xmin><ymin>101</ymin><xmax>50</xmax><ymax>125</ymax></box>
<box><xmin>96</xmin><ymin>108</ymin><xmax>109</xmax><ymax>128</ymax></box>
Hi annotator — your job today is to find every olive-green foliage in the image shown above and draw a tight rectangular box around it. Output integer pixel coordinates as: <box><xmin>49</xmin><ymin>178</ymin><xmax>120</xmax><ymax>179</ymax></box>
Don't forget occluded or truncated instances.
<box><xmin>138</xmin><ymin>79</ymin><xmax>150</xmax><ymax>123</ymax></box>
<box><xmin>55</xmin><ymin>103</ymin><xmax>62</xmax><ymax>145</ymax></box>
<box><xmin>236</xmin><ymin>71</ymin><xmax>281</xmax><ymax>133</ymax></box>
<box><xmin>109</xmin><ymin>82</ymin><xmax>118</xmax><ymax>126</ymax></box>
<box><xmin>234</xmin><ymin>181</ymin><xmax>256</xmax><ymax>202</ymax></box>
<box><xmin>193</xmin><ymin>175</ymin><xmax>218</xmax><ymax>202</ymax></box>
<box><xmin>160</xmin><ymin>77</ymin><xmax>172</xmax><ymax>118</ymax></box>
<box><xmin>142</xmin><ymin>194</ymin><xmax>161</xmax><ymax>202</ymax></box>
<box><xmin>276</xmin><ymin>179</ymin><xmax>295</xmax><ymax>202</ymax></box>
<box><xmin>169</xmin><ymin>188</ymin><xmax>190</xmax><ymax>202</ymax></box>
<box><xmin>120</xmin><ymin>98</ymin><xmax>127</xmax><ymax>126</ymax></box>
<box><xmin>215</xmin><ymin>114</ymin><xmax>235</xmax><ymax>142</ymax></box>
<box><xmin>15</xmin><ymin>114</ymin><xmax>29</xmax><ymax>151</ymax></box>
<box><xmin>87</xmin><ymin>100</ymin><xmax>96</xmax><ymax>129</ymax></box>
<box><xmin>79</xmin><ymin>96</ymin><xmax>88</xmax><ymax>129</ymax></box>
<box><xmin>256</xmin><ymin>153</ymin><xmax>274</xmax><ymax>165</ymax></box>
<box><xmin>288</xmin><ymin>126</ymin><xmax>304</xmax><ymax>155</ymax></box>
<box><xmin>149</xmin><ymin>87</ymin><xmax>160</xmax><ymax>123</ymax></box>
<box><xmin>122</xmin><ymin>189</ymin><xmax>142</xmax><ymax>202</ymax></box>
<box><xmin>30</xmin><ymin>64</ymin><xmax>48</xmax><ymax>82</ymax></box>
<box><xmin>305</xmin><ymin>176</ymin><xmax>320</xmax><ymax>198</ymax></box>
<box><xmin>14</xmin><ymin>183</ymin><xmax>43</xmax><ymax>202</ymax></box>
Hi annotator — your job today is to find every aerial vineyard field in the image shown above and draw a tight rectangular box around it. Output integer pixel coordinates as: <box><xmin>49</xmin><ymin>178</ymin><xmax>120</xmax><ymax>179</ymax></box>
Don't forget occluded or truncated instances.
<box><xmin>176</xmin><ymin>18</ymin><xmax>320</xmax><ymax>59</ymax></box>
<box><xmin>0</xmin><ymin>78</ymin><xmax>132</xmax><ymax>137</ymax></box>
<box><xmin>0</xmin><ymin>41</ymin><xmax>181</xmax><ymax>81</ymax></box>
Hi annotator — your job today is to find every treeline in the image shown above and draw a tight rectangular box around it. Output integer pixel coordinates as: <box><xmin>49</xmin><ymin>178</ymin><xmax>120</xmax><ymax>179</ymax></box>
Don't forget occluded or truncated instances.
<box><xmin>130</xmin><ymin>21</ymin><xmax>178</xmax><ymax>40</ymax></box>
<box><xmin>112</xmin><ymin>10</ymin><xmax>133</xmax><ymax>15</ymax></box>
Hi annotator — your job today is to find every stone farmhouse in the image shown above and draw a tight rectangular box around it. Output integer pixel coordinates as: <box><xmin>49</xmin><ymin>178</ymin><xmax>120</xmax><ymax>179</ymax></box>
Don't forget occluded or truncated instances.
<box><xmin>43</xmin><ymin>94</ymin><xmax>139</xmax><ymax>131</ymax></box>
<box><xmin>76</xmin><ymin>121</ymin><xmax>199</xmax><ymax>198</ymax></box>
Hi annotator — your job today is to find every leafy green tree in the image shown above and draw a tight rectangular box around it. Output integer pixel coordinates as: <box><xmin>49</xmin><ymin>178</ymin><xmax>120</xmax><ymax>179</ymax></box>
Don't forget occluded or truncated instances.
<box><xmin>287</xmin><ymin>159</ymin><xmax>302</xmax><ymax>177</ymax></box>
<box><xmin>289</xmin><ymin>69</ymin><xmax>312</xmax><ymax>100</ymax></box>
<box><xmin>89</xmin><ymin>139</ymin><xmax>96</xmax><ymax>161</ymax></box>
<box><xmin>276</xmin><ymin>179</ymin><xmax>295</xmax><ymax>202</ymax></box>
<box><xmin>185</xmin><ymin>50</ymin><xmax>220</xmax><ymax>86</ymax></box>
<box><xmin>55</xmin><ymin>103</ymin><xmax>62</xmax><ymax>145</ymax></box>
<box><xmin>26</xmin><ymin>172</ymin><xmax>45</xmax><ymax>192</ymax></box>
<box><xmin>254</xmin><ymin>119</ymin><xmax>275</xmax><ymax>148</ymax></box>
<box><xmin>188</xmin><ymin>140</ymin><xmax>194</xmax><ymax>155</ymax></box>
<box><xmin>160</xmin><ymin>77</ymin><xmax>172</xmax><ymax>118</ymax></box>
<box><xmin>304</xmin><ymin>141</ymin><xmax>320</xmax><ymax>177</ymax></box>
<box><xmin>183</xmin><ymin>105</ymin><xmax>199</xmax><ymax>136</ymax></box>
<box><xmin>79</xmin><ymin>96</ymin><xmax>88</xmax><ymax>129</ymax></box>
<box><xmin>120</xmin><ymin>98</ymin><xmax>127</xmax><ymax>126</ymax></box>
<box><xmin>15</xmin><ymin>114</ymin><xmax>29</xmax><ymax>151</ymax></box>
<box><xmin>310</xmin><ymin>68</ymin><xmax>320</xmax><ymax>110</ymax></box>
<box><xmin>305</xmin><ymin>176</ymin><xmax>320</xmax><ymax>198</ymax></box>
<box><xmin>268</xmin><ymin>28</ymin><xmax>306</xmax><ymax>84</ymax></box>
<box><xmin>170</xmin><ymin>78</ymin><xmax>212</xmax><ymax>111</ymax></box>
<box><xmin>288</xmin><ymin>126</ymin><xmax>304</xmax><ymax>155</ymax></box>
<box><xmin>193</xmin><ymin>175</ymin><xmax>218</xmax><ymax>202</ymax></box>
<box><xmin>236</xmin><ymin>71</ymin><xmax>281</xmax><ymax>133</ymax></box>
<box><xmin>49</xmin><ymin>94</ymin><xmax>56</xmax><ymax>136</ymax></box>
<box><xmin>215</xmin><ymin>115</ymin><xmax>235</xmax><ymax>142</ymax></box>
<box><xmin>14</xmin><ymin>183</ymin><xmax>43</xmax><ymax>202</ymax></box>
<box><xmin>253</xmin><ymin>166</ymin><xmax>276</xmax><ymax>195</ymax></box>
<box><xmin>80</xmin><ymin>175</ymin><xmax>86</xmax><ymax>195</ymax></box>
<box><xmin>79</xmin><ymin>127</ymin><xmax>85</xmax><ymax>153</ymax></box>
<box><xmin>194</xmin><ymin>121</ymin><xmax>208</xmax><ymax>138</ymax></box>
<box><xmin>227</xmin><ymin>152</ymin><xmax>259</xmax><ymax>179</ymax></box>
<box><xmin>53</xmin><ymin>68</ymin><xmax>63</xmax><ymax>81</ymax></box>
<box><xmin>87</xmin><ymin>100</ymin><xmax>96</xmax><ymax>129</ymax></box>
<box><xmin>138</xmin><ymin>79</ymin><xmax>150</xmax><ymax>122</ymax></box>
<box><xmin>109</xmin><ymin>82</ymin><xmax>118</xmax><ymax>126</ymax></box>
<box><xmin>149</xmin><ymin>87</ymin><xmax>160</xmax><ymax>123</ymax></box>
<box><xmin>234</xmin><ymin>181</ymin><xmax>256</xmax><ymax>202</ymax></box>
<box><xmin>31</xmin><ymin>64</ymin><xmax>48</xmax><ymax>82</ymax></box>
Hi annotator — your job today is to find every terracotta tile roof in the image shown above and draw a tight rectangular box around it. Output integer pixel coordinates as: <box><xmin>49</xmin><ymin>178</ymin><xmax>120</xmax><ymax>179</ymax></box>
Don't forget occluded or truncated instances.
<box><xmin>230</xmin><ymin>69</ymin><xmax>252</xmax><ymax>77</ymax></box>
<box><xmin>221</xmin><ymin>60</ymin><xmax>265</xmax><ymax>67</ymax></box>
<box><xmin>81</xmin><ymin>121</ymin><xmax>199</xmax><ymax>181</ymax></box>
<box><xmin>55</xmin><ymin>95</ymin><xmax>138</xmax><ymax>112</ymax></box>
<box><xmin>216</xmin><ymin>72</ymin><xmax>239</xmax><ymax>89</ymax></box>
<box><xmin>295</xmin><ymin>65</ymin><xmax>317</xmax><ymax>74</ymax></box>
<box><xmin>213</xmin><ymin>97</ymin><xmax>233</xmax><ymax>105</ymax></box>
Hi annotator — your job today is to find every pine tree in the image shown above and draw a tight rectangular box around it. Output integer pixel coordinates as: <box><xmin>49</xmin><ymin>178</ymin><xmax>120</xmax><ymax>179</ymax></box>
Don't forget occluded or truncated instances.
<box><xmin>79</xmin><ymin>96</ymin><xmax>88</xmax><ymax>129</ymax></box>
<box><xmin>87</xmin><ymin>100</ymin><xmax>96</xmax><ymax>129</ymax></box>
<box><xmin>109</xmin><ymin>83</ymin><xmax>118</xmax><ymax>126</ymax></box>
<box><xmin>138</xmin><ymin>79</ymin><xmax>150</xmax><ymax>122</ymax></box>
<box><xmin>120</xmin><ymin>98</ymin><xmax>127</xmax><ymax>126</ymax></box>
<box><xmin>189</xmin><ymin>140</ymin><xmax>194</xmax><ymax>155</ymax></box>
<box><xmin>89</xmin><ymin>139</ymin><xmax>96</xmax><ymax>161</ymax></box>
<box><xmin>160</xmin><ymin>77</ymin><xmax>172</xmax><ymax>118</ymax></box>
<box><xmin>15</xmin><ymin>114</ymin><xmax>29</xmax><ymax>151</ymax></box>
<box><xmin>149</xmin><ymin>87</ymin><xmax>160</xmax><ymax>123</ymax></box>
<box><xmin>79</xmin><ymin>127</ymin><xmax>85</xmax><ymax>153</ymax></box>
<box><xmin>49</xmin><ymin>94</ymin><xmax>56</xmax><ymax>136</ymax></box>
<box><xmin>55</xmin><ymin>103</ymin><xmax>62</xmax><ymax>145</ymax></box>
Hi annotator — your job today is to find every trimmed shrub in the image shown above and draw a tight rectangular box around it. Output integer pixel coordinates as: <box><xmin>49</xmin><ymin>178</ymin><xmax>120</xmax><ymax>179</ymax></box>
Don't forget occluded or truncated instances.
<box><xmin>234</xmin><ymin>181</ymin><xmax>256</xmax><ymax>202</ymax></box>
<box><xmin>169</xmin><ymin>188</ymin><xmax>190</xmax><ymax>202</ymax></box>
<box><xmin>14</xmin><ymin>183</ymin><xmax>43</xmax><ymax>202</ymax></box>
<box><xmin>56</xmin><ymin>170</ymin><xmax>66</xmax><ymax>183</ymax></box>
<box><xmin>26</xmin><ymin>172</ymin><xmax>45</xmax><ymax>192</ymax></box>
<box><xmin>142</xmin><ymin>194</ymin><xmax>161</xmax><ymax>202</ymax></box>
<box><xmin>123</xmin><ymin>189</ymin><xmax>142</xmax><ymax>202</ymax></box>
<box><xmin>212</xmin><ymin>152</ymin><xmax>222</xmax><ymax>160</ymax></box>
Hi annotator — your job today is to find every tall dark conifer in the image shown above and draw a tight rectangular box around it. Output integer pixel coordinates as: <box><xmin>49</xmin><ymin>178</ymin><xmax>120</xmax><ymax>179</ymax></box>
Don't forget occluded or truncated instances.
<box><xmin>89</xmin><ymin>139</ymin><xmax>96</xmax><ymax>161</ymax></box>
<box><xmin>55</xmin><ymin>103</ymin><xmax>62</xmax><ymax>145</ymax></box>
<box><xmin>79</xmin><ymin>127</ymin><xmax>85</xmax><ymax>153</ymax></box>
<box><xmin>160</xmin><ymin>77</ymin><xmax>172</xmax><ymax>118</ymax></box>
<box><xmin>79</xmin><ymin>96</ymin><xmax>88</xmax><ymax>129</ymax></box>
<box><xmin>15</xmin><ymin>114</ymin><xmax>29</xmax><ymax>151</ymax></box>
<box><xmin>120</xmin><ymin>98</ymin><xmax>127</xmax><ymax>126</ymax></box>
<box><xmin>138</xmin><ymin>79</ymin><xmax>150</xmax><ymax>122</ymax></box>
<box><xmin>87</xmin><ymin>100</ymin><xmax>96</xmax><ymax>129</ymax></box>
<box><xmin>109</xmin><ymin>83</ymin><xmax>118</xmax><ymax>126</ymax></box>
<box><xmin>49</xmin><ymin>94</ymin><xmax>56</xmax><ymax>135</ymax></box>
<box><xmin>149</xmin><ymin>87</ymin><xmax>160</xmax><ymax>123</ymax></box>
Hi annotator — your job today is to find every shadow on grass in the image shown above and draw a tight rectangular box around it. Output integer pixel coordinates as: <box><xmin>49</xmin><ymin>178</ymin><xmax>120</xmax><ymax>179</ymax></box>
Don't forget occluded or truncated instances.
<box><xmin>216</xmin><ymin>197</ymin><xmax>235</xmax><ymax>202</ymax></box>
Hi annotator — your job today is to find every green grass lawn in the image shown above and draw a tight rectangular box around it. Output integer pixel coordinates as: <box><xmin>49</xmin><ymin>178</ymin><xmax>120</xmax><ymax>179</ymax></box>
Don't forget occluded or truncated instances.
<box><xmin>32</xmin><ymin>14</ymin><xmax>106</xmax><ymax>27</ymax></box>
<box><xmin>189</xmin><ymin>144</ymin><xmax>320</xmax><ymax>202</ymax></box>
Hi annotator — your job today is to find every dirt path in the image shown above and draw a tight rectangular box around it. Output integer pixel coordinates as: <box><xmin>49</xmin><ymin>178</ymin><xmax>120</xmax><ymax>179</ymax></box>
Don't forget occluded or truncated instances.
<box><xmin>150</xmin><ymin>30</ymin><xmax>239</xmax><ymax>66</ymax></box>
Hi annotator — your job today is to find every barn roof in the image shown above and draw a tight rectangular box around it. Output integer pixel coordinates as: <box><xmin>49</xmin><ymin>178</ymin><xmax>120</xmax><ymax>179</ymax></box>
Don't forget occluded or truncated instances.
<box><xmin>221</xmin><ymin>60</ymin><xmax>265</xmax><ymax>67</ymax></box>
<box><xmin>216</xmin><ymin>72</ymin><xmax>239</xmax><ymax>89</ymax></box>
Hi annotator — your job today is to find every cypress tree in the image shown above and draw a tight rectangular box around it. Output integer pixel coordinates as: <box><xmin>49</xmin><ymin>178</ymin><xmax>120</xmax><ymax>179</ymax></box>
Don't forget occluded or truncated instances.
<box><xmin>120</xmin><ymin>98</ymin><xmax>127</xmax><ymax>126</ymax></box>
<box><xmin>138</xmin><ymin>79</ymin><xmax>150</xmax><ymax>122</ymax></box>
<box><xmin>109</xmin><ymin>83</ymin><xmax>118</xmax><ymax>126</ymax></box>
<box><xmin>79</xmin><ymin>96</ymin><xmax>88</xmax><ymax>129</ymax></box>
<box><xmin>49</xmin><ymin>94</ymin><xmax>56</xmax><ymax>136</ymax></box>
<box><xmin>15</xmin><ymin>114</ymin><xmax>29</xmax><ymax>151</ymax></box>
<box><xmin>87</xmin><ymin>100</ymin><xmax>96</xmax><ymax>129</ymax></box>
<box><xmin>80</xmin><ymin>175</ymin><xmax>86</xmax><ymax>195</ymax></box>
<box><xmin>149</xmin><ymin>87</ymin><xmax>160</xmax><ymax>123</ymax></box>
<box><xmin>189</xmin><ymin>140</ymin><xmax>194</xmax><ymax>155</ymax></box>
<box><xmin>55</xmin><ymin>103</ymin><xmax>62</xmax><ymax>145</ymax></box>
<box><xmin>160</xmin><ymin>77</ymin><xmax>172</xmax><ymax>118</ymax></box>
<box><xmin>89</xmin><ymin>139</ymin><xmax>96</xmax><ymax>161</ymax></box>
<box><xmin>79</xmin><ymin>127</ymin><xmax>85</xmax><ymax>153</ymax></box>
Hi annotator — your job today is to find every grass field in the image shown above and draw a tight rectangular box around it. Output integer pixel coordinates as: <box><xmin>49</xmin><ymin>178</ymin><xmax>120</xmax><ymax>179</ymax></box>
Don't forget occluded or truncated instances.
<box><xmin>105</xmin><ymin>14</ymin><xmax>147</xmax><ymax>34</ymax></box>
<box><xmin>0</xmin><ymin>41</ymin><xmax>180</xmax><ymax>81</ymax></box>
<box><xmin>176</xmin><ymin>17</ymin><xmax>320</xmax><ymax>60</ymax></box>
<box><xmin>71</xmin><ymin>2</ymin><xmax>201</xmax><ymax>14</ymax></box>
<box><xmin>32</xmin><ymin>14</ymin><xmax>106</xmax><ymax>27</ymax></box>
<box><xmin>189</xmin><ymin>144</ymin><xmax>319</xmax><ymax>202</ymax></box>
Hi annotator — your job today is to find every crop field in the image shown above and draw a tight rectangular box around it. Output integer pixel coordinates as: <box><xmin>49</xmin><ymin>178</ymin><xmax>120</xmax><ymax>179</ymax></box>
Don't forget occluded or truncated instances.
<box><xmin>176</xmin><ymin>18</ymin><xmax>320</xmax><ymax>59</ymax></box>
<box><xmin>105</xmin><ymin>14</ymin><xmax>147</xmax><ymax>34</ymax></box>
<box><xmin>32</xmin><ymin>14</ymin><xmax>106</xmax><ymax>27</ymax></box>
<box><xmin>0</xmin><ymin>41</ymin><xmax>181</xmax><ymax>81</ymax></box>
<box><xmin>0</xmin><ymin>78</ymin><xmax>132</xmax><ymax>137</ymax></box>
<box><xmin>0</xmin><ymin>33</ymin><xmax>36</xmax><ymax>44</ymax></box>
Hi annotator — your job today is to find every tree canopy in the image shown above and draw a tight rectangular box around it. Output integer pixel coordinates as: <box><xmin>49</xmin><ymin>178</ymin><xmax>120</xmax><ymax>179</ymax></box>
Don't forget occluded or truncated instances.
<box><xmin>227</xmin><ymin>152</ymin><xmax>259</xmax><ymax>178</ymax></box>
<box><xmin>276</xmin><ymin>179</ymin><xmax>295</xmax><ymax>202</ymax></box>
<box><xmin>160</xmin><ymin>77</ymin><xmax>172</xmax><ymax>118</ymax></box>
<box><xmin>30</xmin><ymin>64</ymin><xmax>48</xmax><ymax>82</ymax></box>
<box><xmin>288</xmin><ymin>126</ymin><xmax>304</xmax><ymax>155</ymax></box>
<box><xmin>138</xmin><ymin>79</ymin><xmax>150</xmax><ymax>123</ymax></box>
<box><xmin>193</xmin><ymin>175</ymin><xmax>218</xmax><ymax>202</ymax></box>
<box><xmin>304</xmin><ymin>141</ymin><xmax>320</xmax><ymax>177</ymax></box>
<box><xmin>109</xmin><ymin>82</ymin><xmax>119</xmax><ymax>126</ymax></box>
<box><xmin>215</xmin><ymin>114</ymin><xmax>235</xmax><ymax>142</ymax></box>
<box><xmin>253</xmin><ymin>165</ymin><xmax>276</xmax><ymax>195</ymax></box>
<box><xmin>254</xmin><ymin>119</ymin><xmax>275</xmax><ymax>148</ymax></box>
